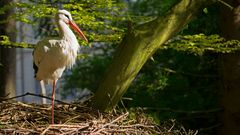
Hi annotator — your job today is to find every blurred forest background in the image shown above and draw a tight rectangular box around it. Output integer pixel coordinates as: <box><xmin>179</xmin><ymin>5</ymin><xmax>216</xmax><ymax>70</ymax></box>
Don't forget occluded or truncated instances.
<box><xmin>64</xmin><ymin>0</ymin><xmax>221</xmax><ymax>134</ymax></box>
<box><xmin>1</xmin><ymin>0</ymin><xmax>240</xmax><ymax>135</ymax></box>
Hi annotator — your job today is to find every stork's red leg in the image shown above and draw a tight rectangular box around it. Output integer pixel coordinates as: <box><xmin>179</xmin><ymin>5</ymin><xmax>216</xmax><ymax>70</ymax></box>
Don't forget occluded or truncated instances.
<box><xmin>52</xmin><ymin>80</ymin><xmax>57</xmax><ymax>125</ymax></box>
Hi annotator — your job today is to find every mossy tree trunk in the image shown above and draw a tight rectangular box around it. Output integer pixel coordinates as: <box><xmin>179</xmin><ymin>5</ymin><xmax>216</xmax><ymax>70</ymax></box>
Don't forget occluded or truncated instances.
<box><xmin>218</xmin><ymin>0</ymin><xmax>240</xmax><ymax>134</ymax></box>
<box><xmin>0</xmin><ymin>0</ymin><xmax>16</xmax><ymax>98</ymax></box>
<box><xmin>91</xmin><ymin>0</ymin><xmax>216</xmax><ymax>111</ymax></box>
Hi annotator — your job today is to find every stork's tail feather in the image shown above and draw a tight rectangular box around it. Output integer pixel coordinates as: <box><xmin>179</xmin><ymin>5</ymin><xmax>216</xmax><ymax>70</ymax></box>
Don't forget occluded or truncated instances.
<box><xmin>33</xmin><ymin>62</ymin><xmax>38</xmax><ymax>78</ymax></box>
<box><xmin>32</xmin><ymin>51</ymin><xmax>38</xmax><ymax>78</ymax></box>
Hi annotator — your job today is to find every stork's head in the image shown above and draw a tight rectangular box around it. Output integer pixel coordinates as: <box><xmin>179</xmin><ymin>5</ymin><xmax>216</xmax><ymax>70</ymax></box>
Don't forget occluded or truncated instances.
<box><xmin>56</xmin><ymin>10</ymin><xmax>88</xmax><ymax>43</ymax></box>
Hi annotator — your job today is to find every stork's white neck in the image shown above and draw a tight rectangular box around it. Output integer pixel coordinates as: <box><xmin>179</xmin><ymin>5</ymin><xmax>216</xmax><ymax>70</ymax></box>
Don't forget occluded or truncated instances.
<box><xmin>56</xmin><ymin>20</ymin><xmax>80</xmax><ymax>68</ymax></box>
<box><xmin>57</xmin><ymin>20</ymin><xmax>78</xmax><ymax>44</ymax></box>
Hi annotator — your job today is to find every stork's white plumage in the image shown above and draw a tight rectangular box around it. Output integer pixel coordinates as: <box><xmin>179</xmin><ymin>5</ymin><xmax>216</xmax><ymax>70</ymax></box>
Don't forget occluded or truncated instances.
<box><xmin>33</xmin><ymin>10</ymin><xmax>88</xmax><ymax>125</ymax></box>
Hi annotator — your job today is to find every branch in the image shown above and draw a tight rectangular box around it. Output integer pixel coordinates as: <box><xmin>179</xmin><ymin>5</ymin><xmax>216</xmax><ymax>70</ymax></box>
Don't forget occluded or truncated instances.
<box><xmin>199</xmin><ymin>123</ymin><xmax>222</xmax><ymax>131</ymax></box>
<box><xmin>0</xmin><ymin>92</ymin><xmax>70</xmax><ymax>104</ymax></box>
<box><xmin>218</xmin><ymin>0</ymin><xmax>234</xmax><ymax>10</ymax></box>
<box><xmin>141</xmin><ymin>107</ymin><xmax>223</xmax><ymax>114</ymax></box>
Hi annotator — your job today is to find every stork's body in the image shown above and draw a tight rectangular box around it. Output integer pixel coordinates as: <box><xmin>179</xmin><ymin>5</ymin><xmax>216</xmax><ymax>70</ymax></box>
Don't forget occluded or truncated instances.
<box><xmin>34</xmin><ymin>37</ymin><xmax>79</xmax><ymax>83</ymax></box>
<box><xmin>33</xmin><ymin>10</ymin><xmax>88</xmax><ymax>125</ymax></box>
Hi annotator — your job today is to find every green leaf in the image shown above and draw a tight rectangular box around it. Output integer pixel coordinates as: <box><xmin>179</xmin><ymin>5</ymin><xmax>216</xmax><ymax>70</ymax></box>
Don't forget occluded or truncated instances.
<box><xmin>203</xmin><ymin>8</ymin><xmax>208</xmax><ymax>14</ymax></box>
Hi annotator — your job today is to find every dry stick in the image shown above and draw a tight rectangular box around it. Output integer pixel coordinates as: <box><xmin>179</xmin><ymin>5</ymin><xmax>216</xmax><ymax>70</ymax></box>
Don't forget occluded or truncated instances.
<box><xmin>119</xmin><ymin>124</ymin><xmax>159</xmax><ymax>134</ymax></box>
<box><xmin>41</xmin><ymin>124</ymin><xmax>89</xmax><ymax>135</ymax></box>
<box><xmin>0</xmin><ymin>92</ymin><xmax>70</xmax><ymax>105</ymax></box>
<box><xmin>142</xmin><ymin>126</ymin><xmax>162</xmax><ymax>135</ymax></box>
<box><xmin>12</xmin><ymin>101</ymin><xmax>52</xmax><ymax>117</ymax></box>
<box><xmin>50</xmin><ymin>124</ymin><xmax>87</xmax><ymax>128</ymax></box>
<box><xmin>62</xmin><ymin>129</ymin><xmax>80</xmax><ymax>135</ymax></box>
<box><xmin>120</xmin><ymin>124</ymin><xmax>155</xmax><ymax>128</ymax></box>
<box><xmin>120</xmin><ymin>99</ymin><xmax>127</xmax><ymax>112</ymax></box>
<box><xmin>107</xmin><ymin>93</ymin><xmax>117</xmax><ymax>114</ymax></box>
<box><xmin>40</xmin><ymin>125</ymin><xmax>51</xmax><ymax>135</ymax></box>
<box><xmin>64</xmin><ymin>115</ymin><xmax>81</xmax><ymax>124</ymax></box>
<box><xmin>91</xmin><ymin>112</ymin><xmax>129</xmax><ymax>134</ymax></box>
<box><xmin>168</xmin><ymin>122</ymin><xmax>175</xmax><ymax>132</ymax></box>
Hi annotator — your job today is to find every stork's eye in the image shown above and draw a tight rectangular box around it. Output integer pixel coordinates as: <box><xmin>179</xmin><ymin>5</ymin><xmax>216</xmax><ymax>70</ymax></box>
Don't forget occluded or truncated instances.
<box><xmin>64</xmin><ymin>14</ymin><xmax>70</xmax><ymax>19</ymax></box>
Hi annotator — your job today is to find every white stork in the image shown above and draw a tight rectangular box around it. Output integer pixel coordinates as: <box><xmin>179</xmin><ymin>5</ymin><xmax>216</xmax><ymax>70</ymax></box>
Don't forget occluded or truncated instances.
<box><xmin>33</xmin><ymin>9</ymin><xmax>88</xmax><ymax>125</ymax></box>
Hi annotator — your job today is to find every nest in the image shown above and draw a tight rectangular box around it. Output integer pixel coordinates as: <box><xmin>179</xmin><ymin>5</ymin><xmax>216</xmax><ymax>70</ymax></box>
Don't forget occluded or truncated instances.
<box><xmin>0</xmin><ymin>101</ymin><xmax>198</xmax><ymax>135</ymax></box>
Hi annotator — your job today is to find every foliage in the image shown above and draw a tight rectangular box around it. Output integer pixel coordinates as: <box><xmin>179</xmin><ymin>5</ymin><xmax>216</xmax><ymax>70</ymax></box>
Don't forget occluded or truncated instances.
<box><xmin>0</xmin><ymin>0</ymin><xmax>128</xmax><ymax>45</ymax></box>
<box><xmin>0</xmin><ymin>35</ymin><xmax>34</xmax><ymax>48</ymax></box>
<box><xmin>164</xmin><ymin>34</ymin><xmax>240</xmax><ymax>55</ymax></box>
<box><xmin>1</xmin><ymin>0</ymin><xmax>240</xmax><ymax>55</ymax></box>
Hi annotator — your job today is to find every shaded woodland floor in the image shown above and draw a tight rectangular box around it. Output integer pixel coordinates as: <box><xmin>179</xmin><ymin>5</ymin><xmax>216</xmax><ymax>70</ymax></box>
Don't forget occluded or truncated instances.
<box><xmin>0</xmin><ymin>101</ymin><xmax>197</xmax><ymax>135</ymax></box>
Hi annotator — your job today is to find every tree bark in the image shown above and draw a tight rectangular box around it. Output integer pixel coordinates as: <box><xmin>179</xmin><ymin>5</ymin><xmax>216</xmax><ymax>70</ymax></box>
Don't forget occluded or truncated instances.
<box><xmin>219</xmin><ymin>0</ymin><xmax>240</xmax><ymax>134</ymax></box>
<box><xmin>91</xmin><ymin>0</ymin><xmax>216</xmax><ymax>111</ymax></box>
<box><xmin>0</xmin><ymin>0</ymin><xmax>16</xmax><ymax>98</ymax></box>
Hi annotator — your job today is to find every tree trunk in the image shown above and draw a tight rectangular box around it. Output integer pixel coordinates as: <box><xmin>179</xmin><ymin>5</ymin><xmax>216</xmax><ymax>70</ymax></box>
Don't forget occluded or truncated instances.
<box><xmin>0</xmin><ymin>1</ymin><xmax>16</xmax><ymax>98</ymax></box>
<box><xmin>218</xmin><ymin>0</ymin><xmax>240</xmax><ymax>134</ymax></box>
<box><xmin>91</xmin><ymin>0</ymin><xmax>216</xmax><ymax>111</ymax></box>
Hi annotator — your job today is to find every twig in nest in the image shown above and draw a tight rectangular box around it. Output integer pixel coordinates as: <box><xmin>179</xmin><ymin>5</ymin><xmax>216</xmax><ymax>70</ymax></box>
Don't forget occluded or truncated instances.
<box><xmin>64</xmin><ymin>115</ymin><xmax>81</xmax><ymax>124</ymax></box>
<box><xmin>91</xmin><ymin>112</ymin><xmax>129</xmax><ymax>134</ymax></box>
<box><xmin>41</xmin><ymin>124</ymin><xmax>90</xmax><ymax>135</ymax></box>
<box><xmin>40</xmin><ymin>126</ymin><xmax>51</xmax><ymax>135</ymax></box>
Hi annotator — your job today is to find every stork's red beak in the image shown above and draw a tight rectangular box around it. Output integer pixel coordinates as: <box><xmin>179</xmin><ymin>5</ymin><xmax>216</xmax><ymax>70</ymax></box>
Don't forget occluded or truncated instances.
<box><xmin>69</xmin><ymin>21</ymin><xmax>88</xmax><ymax>43</ymax></box>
